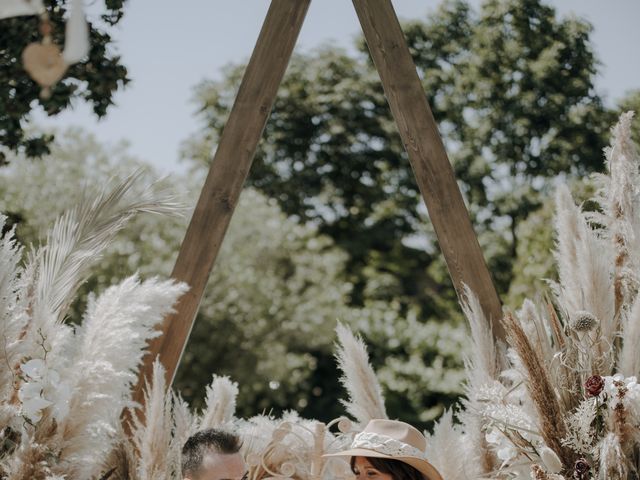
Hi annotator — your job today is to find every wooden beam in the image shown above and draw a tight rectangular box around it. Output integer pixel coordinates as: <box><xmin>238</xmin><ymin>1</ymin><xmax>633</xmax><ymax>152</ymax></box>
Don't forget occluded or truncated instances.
<box><xmin>352</xmin><ymin>0</ymin><xmax>505</xmax><ymax>339</ymax></box>
<box><xmin>130</xmin><ymin>0</ymin><xmax>311</xmax><ymax>410</ymax></box>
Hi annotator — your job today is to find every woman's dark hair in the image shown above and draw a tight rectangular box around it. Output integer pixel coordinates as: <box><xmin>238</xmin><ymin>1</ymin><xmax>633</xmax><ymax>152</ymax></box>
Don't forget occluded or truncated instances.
<box><xmin>350</xmin><ymin>456</ymin><xmax>426</xmax><ymax>480</ymax></box>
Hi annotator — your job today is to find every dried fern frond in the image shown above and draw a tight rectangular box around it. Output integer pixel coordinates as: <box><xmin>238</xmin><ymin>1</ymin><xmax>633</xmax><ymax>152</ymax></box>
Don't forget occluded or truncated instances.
<box><xmin>28</xmin><ymin>171</ymin><xmax>181</xmax><ymax>325</ymax></box>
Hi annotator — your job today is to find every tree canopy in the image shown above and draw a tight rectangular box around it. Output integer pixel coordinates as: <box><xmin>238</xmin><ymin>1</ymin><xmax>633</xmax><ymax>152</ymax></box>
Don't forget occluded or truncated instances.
<box><xmin>0</xmin><ymin>0</ymin><xmax>129</xmax><ymax>162</ymax></box>
<box><xmin>183</xmin><ymin>0</ymin><xmax>613</xmax><ymax>313</ymax></box>
<box><xmin>2</xmin><ymin>0</ymin><xmax>634</xmax><ymax>429</ymax></box>
<box><xmin>0</xmin><ymin>129</ymin><xmax>468</xmax><ymax>425</ymax></box>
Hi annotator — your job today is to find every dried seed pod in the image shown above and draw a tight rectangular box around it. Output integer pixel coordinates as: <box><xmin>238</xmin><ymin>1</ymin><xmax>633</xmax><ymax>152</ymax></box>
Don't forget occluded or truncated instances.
<box><xmin>570</xmin><ymin>311</ymin><xmax>599</xmax><ymax>332</ymax></box>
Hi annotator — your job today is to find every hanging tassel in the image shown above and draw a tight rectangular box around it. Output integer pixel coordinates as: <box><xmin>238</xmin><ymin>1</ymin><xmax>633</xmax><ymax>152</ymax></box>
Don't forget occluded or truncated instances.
<box><xmin>62</xmin><ymin>0</ymin><xmax>89</xmax><ymax>64</ymax></box>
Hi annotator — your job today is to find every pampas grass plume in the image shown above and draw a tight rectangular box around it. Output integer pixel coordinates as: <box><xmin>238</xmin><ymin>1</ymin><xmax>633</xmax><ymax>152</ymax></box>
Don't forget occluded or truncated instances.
<box><xmin>424</xmin><ymin>410</ymin><xmax>465</xmax><ymax>480</ymax></box>
<box><xmin>334</xmin><ymin>322</ymin><xmax>387</xmax><ymax>425</ymax></box>
<box><xmin>200</xmin><ymin>375</ymin><xmax>239</xmax><ymax>429</ymax></box>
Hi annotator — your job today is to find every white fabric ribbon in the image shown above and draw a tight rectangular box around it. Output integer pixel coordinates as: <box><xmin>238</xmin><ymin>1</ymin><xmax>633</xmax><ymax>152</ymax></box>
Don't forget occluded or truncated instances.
<box><xmin>62</xmin><ymin>0</ymin><xmax>89</xmax><ymax>64</ymax></box>
<box><xmin>351</xmin><ymin>432</ymin><xmax>425</xmax><ymax>458</ymax></box>
<box><xmin>0</xmin><ymin>0</ymin><xmax>44</xmax><ymax>19</ymax></box>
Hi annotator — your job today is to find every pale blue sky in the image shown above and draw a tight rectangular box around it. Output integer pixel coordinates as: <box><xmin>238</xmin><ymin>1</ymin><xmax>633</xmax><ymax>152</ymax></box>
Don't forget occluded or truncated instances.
<box><xmin>32</xmin><ymin>1</ymin><xmax>640</xmax><ymax>174</ymax></box>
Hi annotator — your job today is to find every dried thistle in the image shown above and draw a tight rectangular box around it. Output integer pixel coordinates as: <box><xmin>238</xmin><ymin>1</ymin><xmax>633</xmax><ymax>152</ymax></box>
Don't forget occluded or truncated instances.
<box><xmin>570</xmin><ymin>311</ymin><xmax>599</xmax><ymax>333</ymax></box>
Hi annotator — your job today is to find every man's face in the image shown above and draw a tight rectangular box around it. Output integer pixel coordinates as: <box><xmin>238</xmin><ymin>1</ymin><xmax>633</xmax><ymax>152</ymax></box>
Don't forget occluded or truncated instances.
<box><xmin>189</xmin><ymin>452</ymin><xmax>246</xmax><ymax>480</ymax></box>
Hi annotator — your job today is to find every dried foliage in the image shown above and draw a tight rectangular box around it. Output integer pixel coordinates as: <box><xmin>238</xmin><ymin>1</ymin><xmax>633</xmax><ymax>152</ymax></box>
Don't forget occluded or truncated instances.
<box><xmin>425</xmin><ymin>112</ymin><xmax>640</xmax><ymax>479</ymax></box>
<box><xmin>0</xmin><ymin>176</ymin><xmax>187</xmax><ymax>479</ymax></box>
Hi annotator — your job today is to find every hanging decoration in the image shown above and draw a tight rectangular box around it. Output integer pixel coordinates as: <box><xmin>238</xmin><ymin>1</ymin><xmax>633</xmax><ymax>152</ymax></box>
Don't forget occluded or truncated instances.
<box><xmin>8</xmin><ymin>0</ymin><xmax>90</xmax><ymax>98</ymax></box>
<box><xmin>21</xmin><ymin>13</ymin><xmax>67</xmax><ymax>99</ymax></box>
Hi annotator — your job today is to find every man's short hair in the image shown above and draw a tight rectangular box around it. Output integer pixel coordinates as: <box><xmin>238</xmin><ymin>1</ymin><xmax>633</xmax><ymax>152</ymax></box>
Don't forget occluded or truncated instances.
<box><xmin>182</xmin><ymin>428</ymin><xmax>242</xmax><ymax>477</ymax></box>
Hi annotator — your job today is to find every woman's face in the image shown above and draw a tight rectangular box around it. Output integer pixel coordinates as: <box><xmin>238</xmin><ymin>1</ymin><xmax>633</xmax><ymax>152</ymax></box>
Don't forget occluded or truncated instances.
<box><xmin>352</xmin><ymin>457</ymin><xmax>394</xmax><ymax>480</ymax></box>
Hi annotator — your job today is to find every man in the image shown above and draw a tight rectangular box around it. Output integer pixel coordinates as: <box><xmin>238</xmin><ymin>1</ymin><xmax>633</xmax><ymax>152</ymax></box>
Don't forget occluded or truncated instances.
<box><xmin>182</xmin><ymin>428</ymin><xmax>247</xmax><ymax>480</ymax></box>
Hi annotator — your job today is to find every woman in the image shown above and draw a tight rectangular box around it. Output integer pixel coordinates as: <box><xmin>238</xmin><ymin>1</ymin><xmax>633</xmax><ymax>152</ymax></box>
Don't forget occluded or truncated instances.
<box><xmin>326</xmin><ymin>419</ymin><xmax>443</xmax><ymax>480</ymax></box>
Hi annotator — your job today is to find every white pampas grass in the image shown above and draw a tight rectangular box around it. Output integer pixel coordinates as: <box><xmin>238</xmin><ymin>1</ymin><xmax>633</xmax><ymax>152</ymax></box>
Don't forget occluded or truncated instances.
<box><xmin>461</xmin><ymin>284</ymin><xmax>500</xmax><ymax>386</ymax></box>
<box><xmin>0</xmin><ymin>216</ymin><xmax>26</xmax><ymax>407</ymax></box>
<box><xmin>169</xmin><ymin>393</ymin><xmax>196</xmax><ymax>477</ymax></box>
<box><xmin>517</xmin><ymin>300</ymin><xmax>553</xmax><ymax>367</ymax></box>
<box><xmin>619</xmin><ymin>293</ymin><xmax>640</xmax><ymax>377</ymax></box>
<box><xmin>459</xmin><ymin>286</ymin><xmax>502</xmax><ymax>475</ymax></box>
<box><xmin>334</xmin><ymin>322</ymin><xmax>387</xmax><ymax>425</ymax></box>
<box><xmin>200</xmin><ymin>375</ymin><xmax>239</xmax><ymax>429</ymax></box>
<box><xmin>13</xmin><ymin>173</ymin><xmax>181</xmax><ymax>384</ymax></box>
<box><xmin>0</xmin><ymin>173</ymin><xmax>187</xmax><ymax>479</ymax></box>
<box><xmin>553</xmin><ymin>184</ymin><xmax>615</xmax><ymax>373</ymax></box>
<box><xmin>129</xmin><ymin>360</ymin><xmax>175</xmax><ymax>480</ymax></box>
<box><xmin>592</xmin><ymin>112</ymin><xmax>640</xmax><ymax>313</ymax></box>
<box><xmin>598</xmin><ymin>433</ymin><xmax>628</xmax><ymax>480</ymax></box>
<box><xmin>51</xmin><ymin>275</ymin><xmax>187</xmax><ymax>479</ymax></box>
<box><xmin>424</xmin><ymin>409</ymin><xmax>465</xmax><ymax>480</ymax></box>
<box><xmin>553</xmin><ymin>184</ymin><xmax>614</xmax><ymax>329</ymax></box>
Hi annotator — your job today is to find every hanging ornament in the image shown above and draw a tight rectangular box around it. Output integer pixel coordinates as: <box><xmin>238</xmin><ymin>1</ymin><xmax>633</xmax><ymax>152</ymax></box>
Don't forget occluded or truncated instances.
<box><xmin>22</xmin><ymin>13</ymin><xmax>68</xmax><ymax>99</ymax></box>
<box><xmin>19</xmin><ymin>0</ymin><xmax>89</xmax><ymax>99</ymax></box>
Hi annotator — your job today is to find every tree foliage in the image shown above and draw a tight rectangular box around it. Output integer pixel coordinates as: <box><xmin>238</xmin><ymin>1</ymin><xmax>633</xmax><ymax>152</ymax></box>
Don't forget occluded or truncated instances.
<box><xmin>183</xmin><ymin>0</ymin><xmax>612</xmax><ymax>314</ymax></box>
<box><xmin>0</xmin><ymin>0</ymin><xmax>129</xmax><ymax>162</ymax></box>
<box><xmin>2</xmin><ymin>0</ymin><xmax>630</xmax><ymax>430</ymax></box>
<box><xmin>0</xmin><ymin>129</ymin><xmax>466</xmax><ymax>425</ymax></box>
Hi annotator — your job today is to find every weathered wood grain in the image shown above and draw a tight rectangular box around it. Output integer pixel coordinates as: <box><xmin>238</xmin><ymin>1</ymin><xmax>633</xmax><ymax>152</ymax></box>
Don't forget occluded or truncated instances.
<box><xmin>129</xmin><ymin>0</ymin><xmax>311</xmax><ymax>414</ymax></box>
<box><xmin>352</xmin><ymin>0</ymin><xmax>504</xmax><ymax>338</ymax></box>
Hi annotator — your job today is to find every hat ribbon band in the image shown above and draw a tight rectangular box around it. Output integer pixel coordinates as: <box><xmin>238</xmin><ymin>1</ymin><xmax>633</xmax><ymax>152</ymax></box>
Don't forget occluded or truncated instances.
<box><xmin>351</xmin><ymin>432</ymin><xmax>425</xmax><ymax>459</ymax></box>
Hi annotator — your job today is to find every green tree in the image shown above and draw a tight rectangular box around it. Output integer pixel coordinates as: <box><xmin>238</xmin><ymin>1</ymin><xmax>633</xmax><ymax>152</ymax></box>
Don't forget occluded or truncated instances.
<box><xmin>0</xmin><ymin>129</ymin><xmax>468</xmax><ymax>425</ymax></box>
<box><xmin>0</xmin><ymin>129</ymin><xmax>469</xmax><ymax>425</ymax></box>
<box><xmin>184</xmin><ymin>0</ymin><xmax>613</xmax><ymax>314</ymax></box>
<box><xmin>0</xmin><ymin>0</ymin><xmax>129</xmax><ymax>162</ymax></box>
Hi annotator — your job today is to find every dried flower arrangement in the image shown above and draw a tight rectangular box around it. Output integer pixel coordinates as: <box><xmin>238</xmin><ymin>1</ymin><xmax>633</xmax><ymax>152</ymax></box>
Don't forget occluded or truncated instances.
<box><xmin>2</xmin><ymin>107</ymin><xmax>637</xmax><ymax>479</ymax></box>
<box><xmin>0</xmin><ymin>177</ymin><xmax>376</xmax><ymax>480</ymax></box>
<box><xmin>104</xmin><ymin>321</ymin><xmax>379</xmax><ymax>480</ymax></box>
<box><xmin>0</xmin><ymin>174</ymin><xmax>191</xmax><ymax>479</ymax></box>
<box><xmin>422</xmin><ymin>112</ymin><xmax>640</xmax><ymax>480</ymax></box>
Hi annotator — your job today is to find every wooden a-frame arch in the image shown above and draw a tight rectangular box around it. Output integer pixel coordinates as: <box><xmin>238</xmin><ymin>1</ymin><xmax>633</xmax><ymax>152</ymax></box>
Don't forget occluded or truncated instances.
<box><xmin>130</xmin><ymin>0</ymin><xmax>504</xmax><ymax>414</ymax></box>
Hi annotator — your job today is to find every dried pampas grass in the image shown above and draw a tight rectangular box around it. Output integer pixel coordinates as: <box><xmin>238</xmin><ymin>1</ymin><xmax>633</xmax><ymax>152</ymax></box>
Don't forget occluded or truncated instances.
<box><xmin>200</xmin><ymin>375</ymin><xmax>239</xmax><ymax>429</ymax></box>
<box><xmin>334</xmin><ymin>322</ymin><xmax>387</xmax><ymax>425</ymax></box>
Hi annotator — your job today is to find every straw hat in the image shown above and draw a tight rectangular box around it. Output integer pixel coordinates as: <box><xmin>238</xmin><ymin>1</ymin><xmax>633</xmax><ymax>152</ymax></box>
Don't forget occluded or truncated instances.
<box><xmin>325</xmin><ymin>419</ymin><xmax>443</xmax><ymax>480</ymax></box>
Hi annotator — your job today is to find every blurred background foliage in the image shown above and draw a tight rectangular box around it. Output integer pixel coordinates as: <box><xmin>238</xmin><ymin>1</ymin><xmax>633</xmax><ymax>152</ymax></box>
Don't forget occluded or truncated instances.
<box><xmin>1</xmin><ymin>0</ymin><xmax>639</xmax><ymax>429</ymax></box>
<box><xmin>0</xmin><ymin>0</ymin><xmax>129</xmax><ymax>162</ymax></box>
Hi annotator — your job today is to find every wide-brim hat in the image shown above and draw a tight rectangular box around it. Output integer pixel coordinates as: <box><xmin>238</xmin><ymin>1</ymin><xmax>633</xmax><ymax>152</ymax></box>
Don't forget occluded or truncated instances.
<box><xmin>324</xmin><ymin>419</ymin><xmax>443</xmax><ymax>480</ymax></box>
